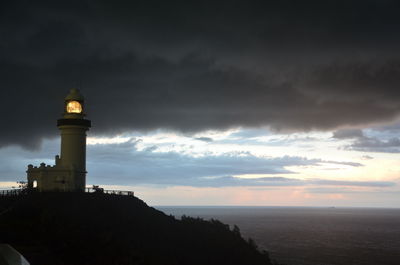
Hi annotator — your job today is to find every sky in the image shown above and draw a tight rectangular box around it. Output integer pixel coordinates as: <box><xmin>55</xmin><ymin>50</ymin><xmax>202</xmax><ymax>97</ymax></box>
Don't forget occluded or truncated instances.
<box><xmin>1</xmin><ymin>0</ymin><xmax>400</xmax><ymax>207</ymax></box>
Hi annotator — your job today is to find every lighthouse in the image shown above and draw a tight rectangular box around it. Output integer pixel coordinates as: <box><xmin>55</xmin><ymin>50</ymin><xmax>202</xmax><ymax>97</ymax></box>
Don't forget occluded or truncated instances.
<box><xmin>27</xmin><ymin>89</ymin><xmax>91</xmax><ymax>192</ymax></box>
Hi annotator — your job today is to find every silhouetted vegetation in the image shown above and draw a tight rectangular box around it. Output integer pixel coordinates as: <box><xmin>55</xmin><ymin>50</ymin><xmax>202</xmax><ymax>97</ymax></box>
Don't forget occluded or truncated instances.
<box><xmin>0</xmin><ymin>193</ymin><xmax>273</xmax><ymax>265</ymax></box>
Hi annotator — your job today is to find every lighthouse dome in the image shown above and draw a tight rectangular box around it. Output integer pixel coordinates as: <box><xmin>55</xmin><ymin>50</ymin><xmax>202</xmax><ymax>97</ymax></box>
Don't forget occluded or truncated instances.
<box><xmin>65</xmin><ymin>88</ymin><xmax>84</xmax><ymax>101</ymax></box>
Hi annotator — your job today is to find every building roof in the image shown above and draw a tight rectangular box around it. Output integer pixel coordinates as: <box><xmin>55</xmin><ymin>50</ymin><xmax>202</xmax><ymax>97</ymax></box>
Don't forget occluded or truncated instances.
<box><xmin>65</xmin><ymin>88</ymin><xmax>84</xmax><ymax>101</ymax></box>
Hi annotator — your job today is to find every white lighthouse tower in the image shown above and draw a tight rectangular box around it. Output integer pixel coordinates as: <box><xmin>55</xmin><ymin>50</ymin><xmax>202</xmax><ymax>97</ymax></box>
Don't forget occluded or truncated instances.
<box><xmin>27</xmin><ymin>89</ymin><xmax>91</xmax><ymax>192</ymax></box>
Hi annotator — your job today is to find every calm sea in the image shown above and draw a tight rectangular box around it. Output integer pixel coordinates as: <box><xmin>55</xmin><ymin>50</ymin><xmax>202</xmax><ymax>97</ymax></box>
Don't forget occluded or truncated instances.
<box><xmin>156</xmin><ymin>207</ymin><xmax>400</xmax><ymax>265</ymax></box>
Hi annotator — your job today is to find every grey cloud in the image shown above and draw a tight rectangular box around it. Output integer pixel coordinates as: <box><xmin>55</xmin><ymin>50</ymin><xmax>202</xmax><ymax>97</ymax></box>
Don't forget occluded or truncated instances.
<box><xmin>176</xmin><ymin>176</ymin><xmax>304</xmax><ymax>188</ymax></box>
<box><xmin>332</xmin><ymin>129</ymin><xmax>364</xmax><ymax>139</ymax></box>
<box><xmin>229</xmin><ymin>128</ymin><xmax>272</xmax><ymax>139</ymax></box>
<box><xmin>361</xmin><ymin>155</ymin><xmax>374</xmax><ymax>160</ymax></box>
<box><xmin>0</xmin><ymin>138</ymin><xmax>383</xmax><ymax>188</ymax></box>
<box><xmin>87</xmin><ymin>142</ymin><xmax>304</xmax><ymax>185</ymax></box>
<box><xmin>2</xmin><ymin>0</ymin><xmax>400</xmax><ymax>148</ymax></box>
<box><xmin>85</xmin><ymin>140</ymin><xmax>364</xmax><ymax>186</ymax></box>
<box><xmin>336</xmin><ymin>130</ymin><xmax>400</xmax><ymax>153</ymax></box>
<box><xmin>310</xmin><ymin>179</ymin><xmax>395</xmax><ymax>188</ymax></box>
<box><xmin>241</xmin><ymin>178</ymin><xmax>396</xmax><ymax>190</ymax></box>
<box><xmin>333</xmin><ymin>128</ymin><xmax>400</xmax><ymax>153</ymax></box>
<box><xmin>350</xmin><ymin>137</ymin><xmax>400</xmax><ymax>153</ymax></box>
<box><xmin>322</xmin><ymin>160</ymin><xmax>363</xmax><ymax>167</ymax></box>
<box><xmin>370</xmin><ymin>122</ymin><xmax>400</xmax><ymax>133</ymax></box>
<box><xmin>194</xmin><ymin>137</ymin><xmax>213</xmax><ymax>142</ymax></box>
<box><xmin>305</xmin><ymin>186</ymin><xmax>396</xmax><ymax>194</ymax></box>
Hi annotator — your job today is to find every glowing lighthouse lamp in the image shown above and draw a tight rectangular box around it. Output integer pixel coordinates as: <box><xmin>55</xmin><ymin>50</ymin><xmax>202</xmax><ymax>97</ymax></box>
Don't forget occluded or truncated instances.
<box><xmin>27</xmin><ymin>89</ymin><xmax>91</xmax><ymax>192</ymax></box>
<box><xmin>66</xmin><ymin>100</ymin><xmax>82</xmax><ymax>113</ymax></box>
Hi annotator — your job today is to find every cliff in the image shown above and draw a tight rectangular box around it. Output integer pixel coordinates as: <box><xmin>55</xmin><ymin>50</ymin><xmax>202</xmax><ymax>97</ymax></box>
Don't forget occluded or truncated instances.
<box><xmin>0</xmin><ymin>192</ymin><xmax>273</xmax><ymax>265</ymax></box>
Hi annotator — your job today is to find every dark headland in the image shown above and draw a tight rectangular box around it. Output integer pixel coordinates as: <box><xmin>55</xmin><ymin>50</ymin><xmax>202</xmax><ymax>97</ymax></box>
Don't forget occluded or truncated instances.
<box><xmin>0</xmin><ymin>192</ymin><xmax>273</xmax><ymax>265</ymax></box>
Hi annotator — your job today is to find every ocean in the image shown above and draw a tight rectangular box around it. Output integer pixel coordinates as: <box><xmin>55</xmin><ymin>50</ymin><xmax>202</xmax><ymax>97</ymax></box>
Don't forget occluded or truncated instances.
<box><xmin>156</xmin><ymin>207</ymin><xmax>400</xmax><ymax>265</ymax></box>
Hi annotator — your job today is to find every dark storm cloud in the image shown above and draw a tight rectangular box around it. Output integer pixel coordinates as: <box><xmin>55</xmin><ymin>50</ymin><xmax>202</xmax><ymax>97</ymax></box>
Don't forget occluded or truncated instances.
<box><xmin>2</xmin><ymin>0</ymin><xmax>400</xmax><ymax>148</ymax></box>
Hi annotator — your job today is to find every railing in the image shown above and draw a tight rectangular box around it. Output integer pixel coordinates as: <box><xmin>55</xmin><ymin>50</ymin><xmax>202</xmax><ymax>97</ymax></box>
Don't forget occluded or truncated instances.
<box><xmin>0</xmin><ymin>188</ymin><xmax>134</xmax><ymax>197</ymax></box>
<box><xmin>85</xmin><ymin>188</ymin><xmax>134</xmax><ymax>196</ymax></box>
<box><xmin>0</xmin><ymin>189</ymin><xmax>26</xmax><ymax>197</ymax></box>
